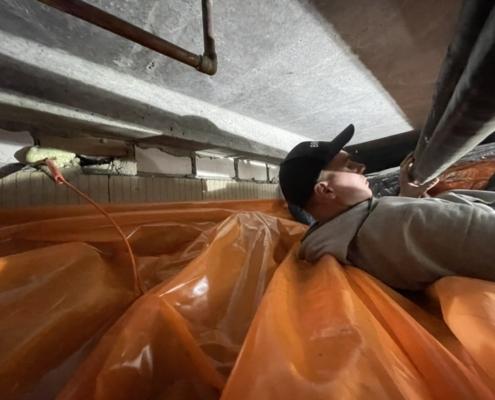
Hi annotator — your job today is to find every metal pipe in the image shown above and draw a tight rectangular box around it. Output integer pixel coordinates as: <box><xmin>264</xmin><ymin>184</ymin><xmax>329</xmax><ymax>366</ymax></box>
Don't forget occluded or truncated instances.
<box><xmin>415</xmin><ymin>0</ymin><xmax>494</xmax><ymax>157</ymax></box>
<box><xmin>410</xmin><ymin>5</ymin><xmax>495</xmax><ymax>184</ymax></box>
<box><xmin>36</xmin><ymin>0</ymin><xmax>217</xmax><ymax>75</ymax></box>
<box><xmin>200</xmin><ymin>0</ymin><xmax>217</xmax><ymax>75</ymax></box>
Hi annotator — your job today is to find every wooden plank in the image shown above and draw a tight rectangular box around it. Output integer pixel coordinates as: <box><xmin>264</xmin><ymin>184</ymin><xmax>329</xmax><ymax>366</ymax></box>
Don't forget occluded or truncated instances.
<box><xmin>0</xmin><ymin>172</ymin><xmax>278</xmax><ymax>208</ymax></box>
<box><xmin>1</xmin><ymin>173</ymin><xmax>16</xmax><ymax>208</ymax></box>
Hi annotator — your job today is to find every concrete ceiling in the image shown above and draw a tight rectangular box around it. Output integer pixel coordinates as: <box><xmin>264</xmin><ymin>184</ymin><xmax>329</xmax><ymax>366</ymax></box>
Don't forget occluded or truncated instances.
<box><xmin>0</xmin><ymin>0</ymin><xmax>461</xmax><ymax>158</ymax></box>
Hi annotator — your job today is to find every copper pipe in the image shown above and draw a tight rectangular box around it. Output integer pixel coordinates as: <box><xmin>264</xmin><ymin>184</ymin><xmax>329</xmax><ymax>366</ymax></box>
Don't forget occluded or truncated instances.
<box><xmin>201</xmin><ymin>0</ymin><xmax>217</xmax><ymax>74</ymax></box>
<box><xmin>36</xmin><ymin>0</ymin><xmax>217</xmax><ymax>75</ymax></box>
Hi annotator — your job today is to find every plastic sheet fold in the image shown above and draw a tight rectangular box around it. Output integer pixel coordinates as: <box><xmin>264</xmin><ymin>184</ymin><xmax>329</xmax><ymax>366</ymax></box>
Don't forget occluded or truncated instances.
<box><xmin>1</xmin><ymin>196</ymin><xmax>495</xmax><ymax>399</ymax></box>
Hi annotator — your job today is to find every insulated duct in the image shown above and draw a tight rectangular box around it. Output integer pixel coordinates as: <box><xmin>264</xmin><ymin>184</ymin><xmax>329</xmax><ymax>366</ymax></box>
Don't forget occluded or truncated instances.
<box><xmin>411</xmin><ymin>1</ymin><xmax>495</xmax><ymax>184</ymax></box>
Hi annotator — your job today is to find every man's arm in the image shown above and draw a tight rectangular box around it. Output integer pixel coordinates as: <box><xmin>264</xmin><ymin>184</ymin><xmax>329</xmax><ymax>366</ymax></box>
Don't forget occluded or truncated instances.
<box><xmin>398</xmin><ymin>153</ymin><xmax>439</xmax><ymax>198</ymax></box>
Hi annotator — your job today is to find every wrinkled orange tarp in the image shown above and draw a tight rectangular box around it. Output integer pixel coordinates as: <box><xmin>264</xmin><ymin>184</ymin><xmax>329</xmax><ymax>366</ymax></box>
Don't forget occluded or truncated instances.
<box><xmin>1</xmin><ymin>163</ymin><xmax>495</xmax><ymax>399</ymax></box>
<box><xmin>430</xmin><ymin>160</ymin><xmax>495</xmax><ymax>195</ymax></box>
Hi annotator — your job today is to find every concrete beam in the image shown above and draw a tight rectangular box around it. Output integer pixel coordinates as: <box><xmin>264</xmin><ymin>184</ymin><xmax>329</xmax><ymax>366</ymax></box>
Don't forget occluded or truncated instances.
<box><xmin>0</xmin><ymin>32</ymin><xmax>305</xmax><ymax>164</ymax></box>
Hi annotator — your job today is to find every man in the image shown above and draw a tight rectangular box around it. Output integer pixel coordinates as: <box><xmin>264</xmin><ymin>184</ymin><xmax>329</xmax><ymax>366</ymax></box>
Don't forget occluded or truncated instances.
<box><xmin>279</xmin><ymin>124</ymin><xmax>495</xmax><ymax>290</ymax></box>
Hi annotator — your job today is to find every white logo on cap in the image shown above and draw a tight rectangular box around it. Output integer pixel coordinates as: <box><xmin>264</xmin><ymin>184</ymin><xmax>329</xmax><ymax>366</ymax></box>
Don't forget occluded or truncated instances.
<box><xmin>309</xmin><ymin>142</ymin><xmax>319</xmax><ymax>148</ymax></box>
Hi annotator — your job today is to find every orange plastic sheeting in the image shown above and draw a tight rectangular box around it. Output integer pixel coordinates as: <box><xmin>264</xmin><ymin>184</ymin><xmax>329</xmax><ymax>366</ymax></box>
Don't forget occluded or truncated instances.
<box><xmin>430</xmin><ymin>160</ymin><xmax>495</xmax><ymax>195</ymax></box>
<box><xmin>1</xmin><ymin>199</ymin><xmax>495</xmax><ymax>399</ymax></box>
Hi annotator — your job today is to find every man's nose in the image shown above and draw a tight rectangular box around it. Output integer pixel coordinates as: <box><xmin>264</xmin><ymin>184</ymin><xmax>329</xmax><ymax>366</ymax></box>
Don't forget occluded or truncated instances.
<box><xmin>352</xmin><ymin>162</ymin><xmax>366</xmax><ymax>174</ymax></box>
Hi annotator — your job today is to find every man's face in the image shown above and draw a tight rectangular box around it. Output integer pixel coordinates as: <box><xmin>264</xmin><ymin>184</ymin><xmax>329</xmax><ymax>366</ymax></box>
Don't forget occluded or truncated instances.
<box><xmin>326</xmin><ymin>151</ymin><xmax>366</xmax><ymax>175</ymax></box>
<box><xmin>315</xmin><ymin>151</ymin><xmax>372</xmax><ymax>206</ymax></box>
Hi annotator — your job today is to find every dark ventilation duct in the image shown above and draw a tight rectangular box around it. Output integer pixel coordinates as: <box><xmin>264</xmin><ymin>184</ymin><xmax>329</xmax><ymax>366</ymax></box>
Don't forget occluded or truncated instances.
<box><xmin>345</xmin><ymin>130</ymin><xmax>418</xmax><ymax>174</ymax></box>
<box><xmin>410</xmin><ymin>0</ymin><xmax>495</xmax><ymax>184</ymax></box>
<box><xmin>36</xmin><ymin>0</ymin><xmax>217</xmax><ymax>75</ymax></box>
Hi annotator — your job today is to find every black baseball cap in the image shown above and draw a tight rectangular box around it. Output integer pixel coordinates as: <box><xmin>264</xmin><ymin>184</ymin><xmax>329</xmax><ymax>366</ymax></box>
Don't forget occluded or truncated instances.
<box><xmin>279</xmin><ymin>124</ymin><xmax>355</xmax><ymax>207</ymax></box>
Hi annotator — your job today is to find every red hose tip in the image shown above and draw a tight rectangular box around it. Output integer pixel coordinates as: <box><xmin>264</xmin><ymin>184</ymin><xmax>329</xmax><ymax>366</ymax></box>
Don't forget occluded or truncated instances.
<box><xmin>44</xmin><ymin>158</ymin><xmax>65</xmax><ymax>184</ymax></box>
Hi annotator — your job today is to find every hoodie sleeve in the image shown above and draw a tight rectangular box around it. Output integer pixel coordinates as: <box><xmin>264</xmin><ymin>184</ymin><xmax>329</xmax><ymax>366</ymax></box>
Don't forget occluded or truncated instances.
<box><xmin>348</xmin><ymin>194</ymin><xmax>495</xmax><ymax>290</ymax></box>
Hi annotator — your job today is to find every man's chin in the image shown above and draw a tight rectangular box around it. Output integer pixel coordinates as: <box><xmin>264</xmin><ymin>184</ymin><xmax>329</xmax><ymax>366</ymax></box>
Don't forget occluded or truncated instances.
<box><xmin>343</xmin><ymin>195</ymin><xmax>372</xmax><ymax>208</ymax></box>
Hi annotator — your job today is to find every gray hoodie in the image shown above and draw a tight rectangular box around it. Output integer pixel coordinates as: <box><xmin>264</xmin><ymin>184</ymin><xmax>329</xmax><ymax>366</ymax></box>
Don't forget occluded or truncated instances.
<box><xmin>299</xmin><ymin>190</ymin><xmax>495</xmax><ymax>290</ymax></box>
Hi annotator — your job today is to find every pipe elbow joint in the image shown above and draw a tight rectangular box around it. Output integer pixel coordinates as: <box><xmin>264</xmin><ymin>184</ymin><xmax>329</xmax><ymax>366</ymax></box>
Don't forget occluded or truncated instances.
<box><xmin>198</xmin><ymin>54</ymin><xmax>217</xmax><ymax>75</ymax></box>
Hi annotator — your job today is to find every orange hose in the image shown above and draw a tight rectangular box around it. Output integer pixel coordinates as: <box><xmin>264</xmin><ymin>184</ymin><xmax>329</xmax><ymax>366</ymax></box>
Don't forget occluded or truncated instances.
<box><xmin>44</xmin><ymin>159</ymin><xmax>145</xmax><ymax>296</ymax></box>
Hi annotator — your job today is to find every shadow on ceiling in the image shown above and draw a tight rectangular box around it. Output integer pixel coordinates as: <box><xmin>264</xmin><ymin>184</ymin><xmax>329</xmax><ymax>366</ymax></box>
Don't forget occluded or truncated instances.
<box><xmin>298</xmin><ymin>0</ymin><xmax>462</xmax><ymax>130</ymax></box>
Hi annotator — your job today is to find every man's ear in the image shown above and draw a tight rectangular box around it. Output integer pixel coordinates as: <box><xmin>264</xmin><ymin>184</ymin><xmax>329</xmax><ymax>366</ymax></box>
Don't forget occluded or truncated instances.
<box><xmin>314</xmin><ymin>181</ymin><xmax>336</xmax><ymax>200</ymax></box>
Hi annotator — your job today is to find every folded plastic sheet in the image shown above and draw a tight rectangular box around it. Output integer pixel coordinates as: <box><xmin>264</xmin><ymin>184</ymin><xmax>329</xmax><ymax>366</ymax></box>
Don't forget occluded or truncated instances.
<box><xmin>1</xmin><ymin>197</ymin><xmax>495</xmax><ymax>400</ymax></box>
<box><xmin>430</xmin><ymin>159</ymin><xmax>495</xmax><ymax>195</ymax></box>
